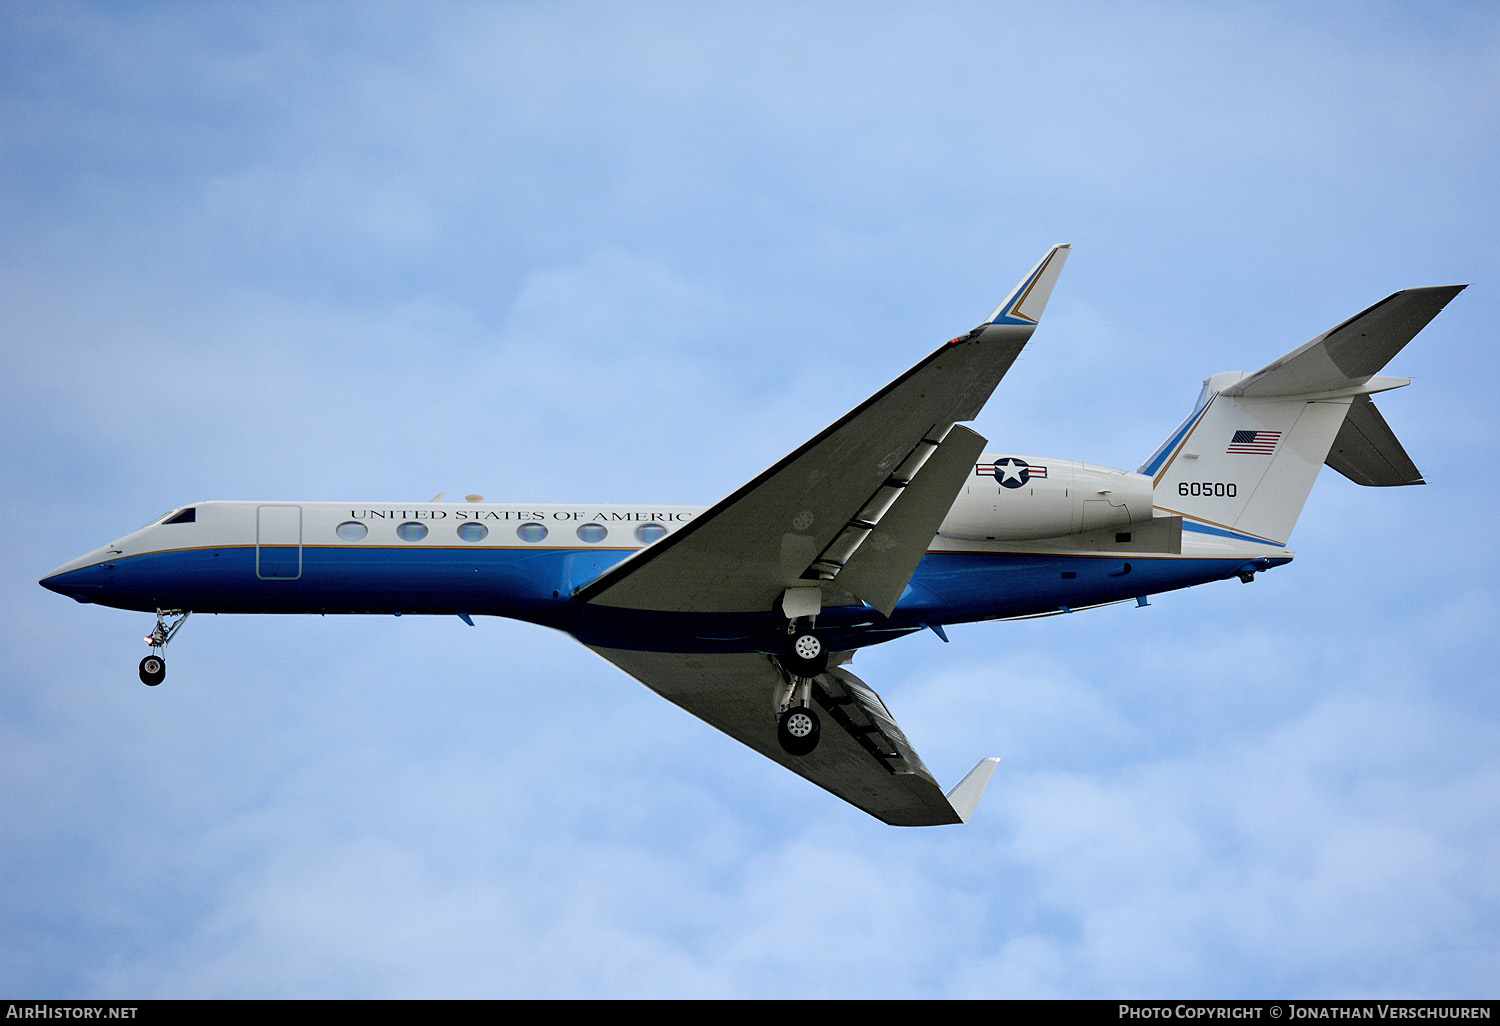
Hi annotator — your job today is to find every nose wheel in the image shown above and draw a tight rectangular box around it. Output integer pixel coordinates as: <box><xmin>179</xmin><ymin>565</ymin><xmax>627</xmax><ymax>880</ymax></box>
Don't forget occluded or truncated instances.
<box><xmin>139</xmin><ymin>654</ymin><xmax>166</xmax><ymax>686</ymax></box>
<box><xmin>138</xmin><ymin>609</ymin><xmax>189</xmax><ymax>687</ymax></box>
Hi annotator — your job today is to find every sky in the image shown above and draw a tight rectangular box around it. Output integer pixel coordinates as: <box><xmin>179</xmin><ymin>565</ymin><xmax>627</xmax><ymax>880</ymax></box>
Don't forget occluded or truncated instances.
<box><xmin>2</xmin><ymin>0</ymin><xmax>1498</xmax><ymax>999</ymax></box>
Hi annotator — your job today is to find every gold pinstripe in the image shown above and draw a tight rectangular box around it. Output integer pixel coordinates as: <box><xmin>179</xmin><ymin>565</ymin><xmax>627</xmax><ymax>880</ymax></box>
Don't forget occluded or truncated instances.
<box><xmin>1151</xmin><ymin>393</ymin><xmax>1218</xmax><ymax>488</ymax></box>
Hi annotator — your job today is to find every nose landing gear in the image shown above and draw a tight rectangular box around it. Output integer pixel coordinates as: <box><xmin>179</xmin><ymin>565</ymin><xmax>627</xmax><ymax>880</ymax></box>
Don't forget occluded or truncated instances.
<box><xmin>139</xmin><ymin>609</ymin><xmax>189</xmax><ymax>686</ymax></box>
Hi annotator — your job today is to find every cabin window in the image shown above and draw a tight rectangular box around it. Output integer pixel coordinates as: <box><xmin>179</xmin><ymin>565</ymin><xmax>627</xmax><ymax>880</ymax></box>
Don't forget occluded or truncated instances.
<box><xmin>1061</xmin><ymin>571</ymin><xmax>1077</xmax><ymax>579</ymax></box>
<box><xmin>396</xmin><ymin>522</ymin><xmax>428</xmax><ymax>542</ymax></box>
<box><xmin>635</xmin><ymin>523</ymin><xmax>667</xmax><ymax>544</ymax></box>
<box><xmin>336</xmin><ymin>521</ymin><xmax>368</xmax><ymax>542</ymax></box>
<box><xmin>576</xmin><ymin>523</ymin><xmax>607</xmax><ymax>543</ymax></box>
<box><xmin>163</xmin><ymin>507</ymin><xmax>196</xmax><ymax>525</ymax></box>
<box><xmin>457</xmin><ymin>522</ymin><xmax>488</xmax><ymax>543</ymax></box>
<box><xmin>517</xmin><ymin>522</ymin><xmax>548</xmax><ymax>543</ymax></box>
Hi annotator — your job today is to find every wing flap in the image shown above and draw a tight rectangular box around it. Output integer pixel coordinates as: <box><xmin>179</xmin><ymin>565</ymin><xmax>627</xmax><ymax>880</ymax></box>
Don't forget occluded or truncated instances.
<box><xmin>821</xmin><ymin>665</ymin><xmax>933</xmax><ymax>780</ymax></box>
<box><xmin>836</xmin><ymin>424</ymin><xmax>989</xmax><ymax>615</ymax></box>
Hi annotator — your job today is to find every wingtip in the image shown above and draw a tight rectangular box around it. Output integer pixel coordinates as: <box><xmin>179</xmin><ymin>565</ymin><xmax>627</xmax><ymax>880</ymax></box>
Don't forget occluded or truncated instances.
<box><xmin>945</xmin><ymin>756</ymin><xmax>1001</xmax><ymax>824</ymax></box>
<box><xmin>987</xmin><ymin>244</ymin><xmax>1072</xmax><ymax>327</ymax></box>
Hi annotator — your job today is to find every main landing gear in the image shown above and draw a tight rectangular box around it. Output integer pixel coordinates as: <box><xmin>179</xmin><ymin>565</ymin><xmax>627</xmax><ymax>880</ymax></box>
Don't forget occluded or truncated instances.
<box><xmin>777</xmin><ymin>704</ymin><xmax>821</xmax><ymax>757</ymax></box>
<box><xmin>139</xmin><ymin>609</ymin><xmax>189</xmax><ymax>686</ymax></box>
<box><xmin>774</xmin><ymin>618</ymin><xmax>825</xmax><ymax>757</ymax></box>
<box><xmin>784</xmin><ymin>621</ymin><xmax>828</xmax><ymax>677</ymax></box>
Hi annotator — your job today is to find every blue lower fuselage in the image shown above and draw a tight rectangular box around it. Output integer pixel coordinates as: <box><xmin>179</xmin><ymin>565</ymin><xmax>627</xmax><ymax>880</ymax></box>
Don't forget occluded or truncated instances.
<box><xmin>42</xmin><ymin>543</ymin><xmax>1283</xmax><ymax>653</ymax></box>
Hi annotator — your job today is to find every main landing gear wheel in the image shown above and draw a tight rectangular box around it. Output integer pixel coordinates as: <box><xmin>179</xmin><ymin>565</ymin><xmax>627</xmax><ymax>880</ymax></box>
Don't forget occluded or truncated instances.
<box><xmin>784</xmin><ymin>630</ymin><xmax>828</xmax><ymax>677</ymax></box>
<box><xmin>139</xmin><ymin>655</ymin><xmax>166</xmax><ymax>687</ymax></box>
<box><xmin>777</xmin><ymin>705</ymin><xmax>821</xmax><ymax>757</ymax></box>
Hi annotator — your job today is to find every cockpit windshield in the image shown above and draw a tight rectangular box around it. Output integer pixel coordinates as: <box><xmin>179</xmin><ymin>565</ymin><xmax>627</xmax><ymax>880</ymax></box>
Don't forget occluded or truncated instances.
<box><xmin>151</xmin><ymin>507</ymin><xmax>197</xmax><ymax>527</ymax></box>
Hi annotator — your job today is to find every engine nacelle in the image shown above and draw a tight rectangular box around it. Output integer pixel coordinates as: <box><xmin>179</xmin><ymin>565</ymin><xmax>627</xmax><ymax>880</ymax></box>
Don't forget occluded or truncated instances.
<box><xmin>939</xmin><ymin>455</ymin><xmax>1156</xmax><ymax>541</ymax></box>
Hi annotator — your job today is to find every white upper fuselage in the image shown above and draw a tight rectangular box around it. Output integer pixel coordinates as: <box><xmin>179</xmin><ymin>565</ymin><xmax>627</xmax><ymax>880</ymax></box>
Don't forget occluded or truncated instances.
<box><xmin>44</xmin><ymin>458</ymin><xmax>1287</xmax><ymax>586</ymax></box>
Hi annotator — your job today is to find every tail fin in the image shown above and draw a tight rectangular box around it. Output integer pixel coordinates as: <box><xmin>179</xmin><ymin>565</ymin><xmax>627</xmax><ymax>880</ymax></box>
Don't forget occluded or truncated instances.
<box><xmin>1141</xmin><ymin>285</ymin><xmax>1464</xmax><ymax>545</ymax></box>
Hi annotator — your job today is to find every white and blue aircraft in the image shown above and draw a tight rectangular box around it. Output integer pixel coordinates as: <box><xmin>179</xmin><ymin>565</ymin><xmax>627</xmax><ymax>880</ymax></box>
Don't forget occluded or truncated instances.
<box><xmin>39</xmin><ymin>247</ymin><xmax>1464</xmax><ymax>826</ymax></box>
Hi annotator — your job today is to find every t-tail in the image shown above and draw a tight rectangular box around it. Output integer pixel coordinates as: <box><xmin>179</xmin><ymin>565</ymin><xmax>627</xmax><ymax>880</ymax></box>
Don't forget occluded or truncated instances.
<box><xmin>1140</xmin><ymin>285</ymin><xmax>1466</xmax><ymax>547</ymax></box>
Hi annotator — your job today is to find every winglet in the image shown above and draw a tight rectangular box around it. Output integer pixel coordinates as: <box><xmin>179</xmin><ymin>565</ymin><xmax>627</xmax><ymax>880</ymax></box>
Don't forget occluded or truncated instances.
<box><xmin>945</xmin><ymin>756</ymin><xmax>1001</xmax><ymax>823</ymax></box>
<box><xmin>986</xmin><ymin>244</ymin><xmax>1072</xmax><ymax>326</ymax></box>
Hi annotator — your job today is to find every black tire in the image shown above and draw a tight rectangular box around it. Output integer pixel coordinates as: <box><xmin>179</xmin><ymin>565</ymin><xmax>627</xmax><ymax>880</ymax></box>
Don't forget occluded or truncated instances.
<box><xmin>784</xmin><ymin>630</ymin><xmax>828</xmax><ymax>677</ymax></box>
<box><xmin>139</xmin><ymin>655</ymin><xmax>165</xmax><ymax>687</ymax></box>
<box><xmin>777</xmin><ymin>705</ymin><xmax>821</xmax><ymax>756</ymax></box>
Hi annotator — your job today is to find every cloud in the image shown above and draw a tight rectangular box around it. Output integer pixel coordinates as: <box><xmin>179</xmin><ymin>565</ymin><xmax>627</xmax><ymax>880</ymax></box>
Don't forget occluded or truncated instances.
<box><xmin>3</xmin><ymin>0</ymin><xmax>1498</xmax><ymax>1000</ymax></box>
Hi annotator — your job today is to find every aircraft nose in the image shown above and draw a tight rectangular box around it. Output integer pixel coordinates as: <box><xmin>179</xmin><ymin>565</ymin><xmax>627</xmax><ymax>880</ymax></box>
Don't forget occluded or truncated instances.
<box><xmin>39</xmin><ymin>568</ymin><xmax>98</xmax><ymax>602</ymax></box>
<box><xmin>39</xmin><ymin>548</ymin><xmax>116</xmax><ymax>603</ymax></box>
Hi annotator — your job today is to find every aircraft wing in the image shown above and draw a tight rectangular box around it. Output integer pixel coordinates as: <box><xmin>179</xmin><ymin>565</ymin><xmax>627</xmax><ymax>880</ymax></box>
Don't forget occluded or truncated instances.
<box><xmin>587</xmin><ymin>645</ymin><xmax>1000</xmax><ymax>826</ymax></box>
<box><xmin>575</xmin><ymin>244</ymin><xmax>1070</xmax><ymax>615</ymax></box>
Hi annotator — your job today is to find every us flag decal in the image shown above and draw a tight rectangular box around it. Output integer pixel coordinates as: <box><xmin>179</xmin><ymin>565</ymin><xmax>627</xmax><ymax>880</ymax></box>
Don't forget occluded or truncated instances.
<box><xmin>1227</xmin><ymin>429</ymin><xmax>1281</xmax><ymax>454</ymax></box>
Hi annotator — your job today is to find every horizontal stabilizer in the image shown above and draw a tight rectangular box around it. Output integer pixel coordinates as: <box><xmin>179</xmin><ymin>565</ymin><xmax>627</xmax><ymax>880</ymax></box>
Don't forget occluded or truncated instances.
<box><xmin>1223</xmin><ymin>285</ymin><xmax>1465</xmax><ymax>399</ymax></box>
<box><xmin>1326</xmin><ymin>394</ymin><xmax>1425</xmax><ymax>486</ymax></box>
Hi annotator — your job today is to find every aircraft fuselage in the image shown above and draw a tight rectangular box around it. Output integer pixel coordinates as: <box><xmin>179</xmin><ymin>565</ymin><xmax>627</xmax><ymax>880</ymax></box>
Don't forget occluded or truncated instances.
<box><xmin>40</xmin><ymin>497</ymin><xmax>1287</xmax><ymax>654</ymax></box>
